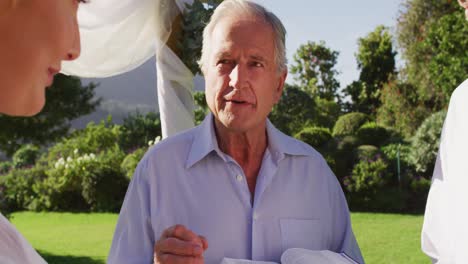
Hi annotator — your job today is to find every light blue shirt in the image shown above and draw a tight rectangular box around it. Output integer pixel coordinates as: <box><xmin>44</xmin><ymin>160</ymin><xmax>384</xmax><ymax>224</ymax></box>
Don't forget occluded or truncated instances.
<box><xmin>108</xmin><ymin>114</ymin><xmax>364</xmax><ymax>264</ymax></box>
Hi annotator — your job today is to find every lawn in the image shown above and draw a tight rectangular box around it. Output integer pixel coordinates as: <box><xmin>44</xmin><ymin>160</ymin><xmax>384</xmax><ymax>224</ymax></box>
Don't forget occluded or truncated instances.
<box><xmin>9</xmin><ymin>212</ymin><xmax>428</xmax><ymax>264</ymax></box>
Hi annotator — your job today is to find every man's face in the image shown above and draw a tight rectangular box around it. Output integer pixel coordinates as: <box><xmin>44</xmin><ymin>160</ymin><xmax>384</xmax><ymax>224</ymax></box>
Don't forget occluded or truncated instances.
<box><xmin>203</xmin><ymin>16</ymin><xmax>287</xmax><ymax>133</ymax></box>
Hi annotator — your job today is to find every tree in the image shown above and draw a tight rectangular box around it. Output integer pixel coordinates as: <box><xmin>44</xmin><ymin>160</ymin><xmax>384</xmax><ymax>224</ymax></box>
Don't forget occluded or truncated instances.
<box><xmin>290</xmin><ymin>41</ymin><xmax>341</xmax><ymax>102</ymax></box>
<box><xmin>396</xmin><ymin>0</ymin><xmax>461</xmax><ymax>110</ymax></box>
<box><xmin>376</xmin><ymin>81</ymin><xmax>430</xmax><ymax>138</ymax></box>
<box><xmin>421</xmin><ymin>12</ymin><xmax>468</xmax><ymax>108</ymax></box>
<box><xmin>178</xmin><ymin>0</ymin><xmax>224</xmax><ymax>75</ymax></box>
<box><xmin>0</xmin><ymin>74</ymin><xmax>100</xmax><ymax>156</ymax></box>
<box><xmin>344</xmin><ymin>26</ymin><xmax>396</xmax><ymax>115</ymax></box>
<box><xmin>269</xmin><ymin>84</ymin><xmax>317</xmax><ymax>136</ymax></box>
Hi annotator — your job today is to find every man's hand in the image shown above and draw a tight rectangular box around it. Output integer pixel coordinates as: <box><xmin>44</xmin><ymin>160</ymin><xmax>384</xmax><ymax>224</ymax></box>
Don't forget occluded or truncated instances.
<box><xmin>154</xmin><ymin>224</ymin><xmax>209</xmax><ymax>264</ymax></box>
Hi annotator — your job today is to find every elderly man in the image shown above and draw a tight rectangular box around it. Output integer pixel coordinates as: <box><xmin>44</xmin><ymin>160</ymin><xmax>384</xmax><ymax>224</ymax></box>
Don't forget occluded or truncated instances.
<box><xmin>108</xmin><ymin>1</ymin><xmax>363</xmax><ymax>263</ymax></box>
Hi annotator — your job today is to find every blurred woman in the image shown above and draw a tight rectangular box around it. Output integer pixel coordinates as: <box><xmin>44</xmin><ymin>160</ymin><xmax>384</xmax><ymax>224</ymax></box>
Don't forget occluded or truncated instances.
<box><xmin>0</xmin><ymin>0</ymin><xmax>85</xmax><ymax>262</ymax></box>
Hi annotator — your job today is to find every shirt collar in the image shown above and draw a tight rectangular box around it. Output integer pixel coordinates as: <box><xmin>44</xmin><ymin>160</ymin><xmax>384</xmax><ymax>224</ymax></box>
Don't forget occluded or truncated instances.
<box><xmin>186</xmin><ymin>113</ymin><xmax>312</xmax><ymax>169</ymax></box>
<box><xmin>186</xmin><ymin>113</ymin><xmax>224</xmax><ymax>169</ymax></box>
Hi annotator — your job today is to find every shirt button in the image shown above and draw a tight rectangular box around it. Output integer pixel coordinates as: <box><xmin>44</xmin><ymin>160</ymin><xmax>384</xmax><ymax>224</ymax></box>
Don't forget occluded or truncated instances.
<box><xmin>253</xmin><ymin>212</ymin><xmax>259</xmax><ymax>220</ymax></box>
<box><xmin>236</xmin><ymin>175</ymin><xmax>243</xmax><ymax>182</ymax></box>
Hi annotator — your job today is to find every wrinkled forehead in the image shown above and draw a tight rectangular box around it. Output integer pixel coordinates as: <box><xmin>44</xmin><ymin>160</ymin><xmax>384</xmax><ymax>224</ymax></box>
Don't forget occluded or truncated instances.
<box><xmin>209</xmin><ymin>15</ymin><xmax>276</xmax><ymax>58</ymax></box>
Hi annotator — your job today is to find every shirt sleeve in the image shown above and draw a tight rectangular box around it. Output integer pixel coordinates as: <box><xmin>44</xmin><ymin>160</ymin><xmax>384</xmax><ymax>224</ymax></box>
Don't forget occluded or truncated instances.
<box><xmin>322</xmin><ymin>158</ymin><xmax>365</xmax><ymax>264</ymax></box>
<box><xmin>108</xmin><ymin>158</ymin><xmax>155</xmax><ymax>264</ymax></box>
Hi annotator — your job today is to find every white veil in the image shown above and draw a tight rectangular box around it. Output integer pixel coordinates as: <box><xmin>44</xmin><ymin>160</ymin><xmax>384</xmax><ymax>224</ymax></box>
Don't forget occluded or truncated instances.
<box><xmin>62</xmin><ymin>0</ymin><xmax>196</xmax><ymax>138</ymax></box>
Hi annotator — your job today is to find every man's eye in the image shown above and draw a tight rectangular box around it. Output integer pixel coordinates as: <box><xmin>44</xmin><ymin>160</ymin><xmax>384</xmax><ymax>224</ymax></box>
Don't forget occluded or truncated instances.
<box><xmin>252</xmin><ymin>62</ymin><xmax>264</xmax><ymax>67</ymax></box>
<box><xmin>78</xmin><ymin>0</ymin><xmax>89</xmax><ymax>4</ymax></box>
<box><xmin>218</xmin><ymin>59</ymin><xmax>232</xmax><ymax>65</ymax></box>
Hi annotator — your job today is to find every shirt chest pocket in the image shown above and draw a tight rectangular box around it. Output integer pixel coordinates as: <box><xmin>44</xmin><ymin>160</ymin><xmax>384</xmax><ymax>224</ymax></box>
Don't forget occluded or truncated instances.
<box><xmin>280</xmin><ymin>218</ymin><xmax>326</xmax><ymax>252</ymax></box>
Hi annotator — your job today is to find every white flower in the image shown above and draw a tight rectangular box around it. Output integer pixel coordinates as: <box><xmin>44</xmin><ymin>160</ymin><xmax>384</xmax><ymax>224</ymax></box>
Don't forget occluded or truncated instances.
<box><xmin>154</xmin><ymin>136</ymin><xmax>161</xmax><ymax>144</ymax></box>
<box><xmin>89</xmin><ymin>153</ymin><xmax>96</xmax><ymax>159</ymax></box>
<box><xmin>148</xmin><ymin>140</ymin><xmax>154</xmax><ymax>146</ymax></box>
<box><xmin>73</xmin><ymin>149</ymin><xmax>79</xmax><ymax>155</ymax></box>
<box><xmin>66</xmin><ymin>157</ymin><xmax>73</xmax><ymax>163</ymax></box>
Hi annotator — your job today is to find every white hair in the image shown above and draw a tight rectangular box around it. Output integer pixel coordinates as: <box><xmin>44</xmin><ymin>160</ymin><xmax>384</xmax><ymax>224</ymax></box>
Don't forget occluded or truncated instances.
<box><xmin>198</xmin><ymin>0</ymin><xmax>287</xmax><ymax>73</ymax></box>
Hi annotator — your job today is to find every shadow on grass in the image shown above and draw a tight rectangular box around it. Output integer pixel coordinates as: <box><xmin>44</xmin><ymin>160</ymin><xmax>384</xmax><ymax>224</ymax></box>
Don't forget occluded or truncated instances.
<box><xmin>38</xmin><ymin>251</ymin><xmax>104</xmax><ymax>264</ymax></box>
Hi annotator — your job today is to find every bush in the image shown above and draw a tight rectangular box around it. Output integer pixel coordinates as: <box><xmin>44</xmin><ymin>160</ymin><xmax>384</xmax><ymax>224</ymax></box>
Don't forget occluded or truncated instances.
<box><xmin>0</xmin><ymin>166</ymin><xmax>46</xmax><ymax>211</ymax></box>
<box><xmin>46</xmin><ymin>120</ymin><xmax>121</xmax><ymax>163</ymax></box>
<box><xmin>355</xmin><ymin>145</ymin><xmax>380</xmax><ymax>161</ymax></box>
<box><xmin>295</xmin><ymin>127</ymin><xmax>333</xmax><ymax>150</ymax></box>
<box><xmin>408</xmin><ymin>110</ymin><xmax>446</xmax><ymax>176</ymax></box>
<box><xmin>344</xmin><ymin>158</ymin><xmax>405</xmax><ymax>211</ymax></box>
<box><xmin>356</xmin><ymin>122</ymin><xmax>391</xmax><ymax>146</ymax></box>
<box><xmin>121</xmin><ymin>147</ymin><xmax>147</xmax><ymax>180</ymax></box>
<box><xmin>81</xmin><ymin>148</ymin><xmax>128</xmax><ymax>212</ymax></box>
<box><xmin>36</xmin><ymin>147</ymin><xmax>128</xmax><ymax>212</ymax></box>
<box><xmin>269</xmin><ymin>84</ymin><xmax>317</xmax><ymax>135</ymax></box>
<box><xmin>12</xmin><ymin>144</ymin><xmax>40</xmax><ymax>169</ymax></box>
<box><xmin>333</xmin><ymin>135</ymin><xmax>360</xmax><ymax>180</ymax></box>
<box><xmin>314</xmin><ymin>98</ymin><xmax>342</xmax><ymax>129</ymax></box>
<box><xmin>0</xmin><ymin>161</ymin><xmax>12</xmax><ymax>175</ymax></box>
<box><xmin>332</xmin><ymin>112</ymin><xmax>369</xmax><ymax>138</ymax></box>
<box><xmin>119</xmin><ymin>112</ymin><xmax>161</xmax><ymax>152</ymax></box>
<box><xmin>295</xmin><ymin>126</ymin><xmax>336</xmax><ymax>168</ymax></box>
<box><xmin>406</xmin><ymin>175</ymin><xmax>432</xmax><ymax>213</ymax></box>
<box><xmin>344</xmin><ymin>158</ymin><xmax>390</xmax><ymax>193</ymax></box>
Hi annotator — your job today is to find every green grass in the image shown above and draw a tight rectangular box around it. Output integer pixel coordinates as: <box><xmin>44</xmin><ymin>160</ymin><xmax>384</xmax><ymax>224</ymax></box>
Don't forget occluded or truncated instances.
<box><xmin>9</xmin><ymin>212</ymin><xmax>429</xmax><ymax>264</ymax></box>
<box><xmin>10</xmin><ymin>212</ymin><xmax>117</xmax><ymax>264</ymax></box>
<box><xmin>351</xmin><ymin>213</ymin><xmax>428</xmax><ymax>264</ymax></box>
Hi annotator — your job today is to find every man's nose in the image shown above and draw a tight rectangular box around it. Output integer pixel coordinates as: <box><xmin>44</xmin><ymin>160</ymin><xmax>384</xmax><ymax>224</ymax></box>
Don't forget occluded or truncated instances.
<box><xmin>229</xmin><ymin>63</ymin><xmax>248</xmax><ymax>89</ymax></box>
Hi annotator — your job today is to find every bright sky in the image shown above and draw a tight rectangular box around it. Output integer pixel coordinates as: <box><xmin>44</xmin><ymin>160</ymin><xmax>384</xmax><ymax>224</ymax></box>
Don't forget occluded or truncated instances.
<box><xmin>253</xmin><ymin>0</ymin><xmax>403</xmax><ymax>88</ymax></box>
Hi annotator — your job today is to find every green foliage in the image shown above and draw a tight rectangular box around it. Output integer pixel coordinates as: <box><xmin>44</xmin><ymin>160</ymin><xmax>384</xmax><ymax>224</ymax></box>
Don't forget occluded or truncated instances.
<box><xmin>344</xmin><ymin>158</ymin><xmax>405</xmax><ymax>211</ymax></box>
<box><xmin>422</xmin><ymin>12</ymin><xmax>468</xmax><ymax>108</ymax></box>
<box><xmin>314</xmin><ymin>97</ymin><xmax>342</xmax><ymax>129</ymax></box>
<box><xmin>397</xmin><ymin>0</ymin><xmax>460</xmax><ymax>109</ymax></box>
<box><xmin>345</xmin><ymin>158</ymin><xmax>390</xmax><ymax>193</ymax></box>
<box><xmin>333</xmin><ymin>135</ymin><xmax>361</xmax><ymax>180</ymax></box>
<box><xmin>194</xmin><ymin>91</ymin><xmax>209</xmax><ymax>125</ymax></box>
<box><xmin>0</xmin><ymin>166</ymin><xmax>46</xmax><ymax>211</ymax></box>
<box><xmin>178</xmin><ymin>0</ymin><xmax>224</xmax><ymax>74</ymax></box>
<box><xmin>46</xmin><ymin>120</ymin><xmax>120</xmax><ymax>163</ymax></box>
<box><xmin>80</xmin><ymin>148</ymin><xmax>128</xmax><ymax>212</ymax></box>
<box><xmin>0</xmin><ymin>161</ymin><xmax>12</xmax><ymax>175</ymax></box>
<box><xmin>118</xmin><ymin>112</ymin><xmax>161</xmax><ymax>152</ymax></box>
<box><xmin>295</xmin><ymin>127</ymin><xmax>332</xmax><ymax>148</ymax></box>
<box><xmin>356</xmin><ymin>122</ymin><xmax>391</xmax><ymax>147</ymax></box>
<box><xmin>12</xmin><ymin>144</ymin><xmax>40</xmax><ymax>169</ymax></box>
<box><xmin>269</xmin><ymin>84</ymin><xmax>317</xmax><ymax>135</ymax></box>
<box><xmin>344</xmin><ymin>26</ymin><xmax>396</xmax><ymax>114</ymax></box>
<box><xmin>355</xmin><ymin>145</ymin><xmax>380</xmax><ymax>161</ymax></box>
<box><xmin>408</xmin><ymin>110</ymin><xmax>446</xmax><ymax>176</ymax></box>
<box><xmin>121</xmin><ymin>147</ymin><xmax>147</xmax><ymax>180</ymax></box>
<box><xmin>332</xmin><ymin>112</ymin><xmax>369</xmax><ymax>138</ymax></box>
<box><xmin>377</xmin><ymin>81</ymin><xmax>430</xmax><ymax>138</ymax></box>
<box><xmin>401</xmin><ymin>175</ymin><xmax>432</xmax><ymax>213</ymax></box>
<box><xmin>294</xmin><ymin>127</ymin><xmax>334</xmax><ymax>161</ymax></box>
<box><xmin>36</xmin><ymin>147</ymin><xmax>128</xmax><ymax>212</ymax></box>
<box><xmin>290</xmin><ymin>41</ymin><xmax>341</xmax><ymax>102</ymax></box>
<box><xmin>0</xmin><ymin>74</ymin><xmax>100</xmax><ymax>156</ymax></box>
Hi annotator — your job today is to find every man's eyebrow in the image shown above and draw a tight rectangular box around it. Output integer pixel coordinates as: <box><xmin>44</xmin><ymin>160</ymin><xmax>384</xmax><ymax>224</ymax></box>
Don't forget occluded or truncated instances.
<box><xmin>214</xmin><ymin>51</ymin><xmax>232</xmax><ymax>59</ymax></box>
<box><xmin>250</xmin><ymin>54</ymin><xmax>268</xmax><ymax>63</ymax></box>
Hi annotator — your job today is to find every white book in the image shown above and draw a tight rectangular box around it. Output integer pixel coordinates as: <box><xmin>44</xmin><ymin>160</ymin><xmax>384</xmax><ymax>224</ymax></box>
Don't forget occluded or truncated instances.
<box><xmin>221</xmin><ymin>248</ymin><xmax>358</xmax><ymax>264</ymax></box>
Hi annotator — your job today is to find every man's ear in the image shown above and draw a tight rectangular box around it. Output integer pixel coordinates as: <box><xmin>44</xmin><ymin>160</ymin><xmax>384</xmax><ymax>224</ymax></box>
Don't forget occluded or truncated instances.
<box><xmin>273</xmin><ymin>69</ymin><xmax>287</xmax><ymax>104</ymax></box>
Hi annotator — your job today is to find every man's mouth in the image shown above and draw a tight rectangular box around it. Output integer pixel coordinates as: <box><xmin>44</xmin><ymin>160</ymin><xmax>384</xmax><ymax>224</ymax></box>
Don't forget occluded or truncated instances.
<box><xmin>228</xmin><ymin>99</ymin><xmax>247</xmax><ymax>104</ymax></box>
